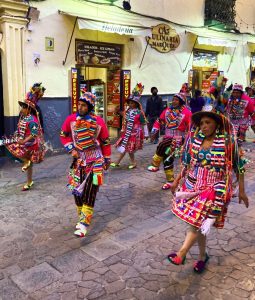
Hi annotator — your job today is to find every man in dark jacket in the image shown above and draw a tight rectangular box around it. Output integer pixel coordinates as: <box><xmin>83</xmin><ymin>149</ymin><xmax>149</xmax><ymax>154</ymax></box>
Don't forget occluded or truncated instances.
<box><xmin>145</xmin><ymin>87</ymin><xmax>163</xmax><ymax>143</ymax></box>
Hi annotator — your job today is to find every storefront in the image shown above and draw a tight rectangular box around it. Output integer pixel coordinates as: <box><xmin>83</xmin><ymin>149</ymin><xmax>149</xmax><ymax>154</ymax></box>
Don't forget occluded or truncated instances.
<box><xmin>73</xmin><ymin>40</ymin><xmax>127</xmax><ymax>137</ymax></box>
<box><xmin>3</xmin><ymin>0</ymin><xmax>255</xmax><ymax>151</ymax></box>
<box><xmin>189</xmin><ymin>50</ymin><xmax>220</xmax><ymax>93</ymax></box>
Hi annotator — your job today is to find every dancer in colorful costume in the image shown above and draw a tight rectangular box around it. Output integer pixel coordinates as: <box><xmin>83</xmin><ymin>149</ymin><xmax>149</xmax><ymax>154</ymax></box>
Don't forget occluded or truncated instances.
<box><xmin>111</xmin><ymin>83</ymin><xmax>148</xmax><ymax>169</ymax></box>
<box><xmin>1</xmin><ymin>87</ymin><xmax>45</xmax><ymax>191</ymax></box>
<box><xmin>246</xmin><ymin>85</ymin><xmax>255</xmax><ymax>137</ymax></box>
<box><xmin>168</xmin><ymin>105</ymin><xmax>249</xmax><ymax>273</ymax></box>
<box><xmin>25</xmin><ymin>82</ymin><xmax>46</xmax><ymax>129</ymax></box>
<box><xmin>225</xmin><ymin>84</ymin><xmax>255</xmax><ymax>145</ymax></box>
<box><xmin>147</xmin><ymin>93</ymin><xmax>191</xmax><ymax>190</ymax></box>
<box><xmin>60</xmin><ymin>92</ymin><xmax>111</xmax><ymax>237</ymax></box>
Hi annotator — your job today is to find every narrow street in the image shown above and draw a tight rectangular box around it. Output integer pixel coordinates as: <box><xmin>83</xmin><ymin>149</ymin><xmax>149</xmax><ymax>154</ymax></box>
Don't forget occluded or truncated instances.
<box><xmin>1</xmin><ymin>141</ymin><xmax>255</xmax><ymax>300</ymax></box>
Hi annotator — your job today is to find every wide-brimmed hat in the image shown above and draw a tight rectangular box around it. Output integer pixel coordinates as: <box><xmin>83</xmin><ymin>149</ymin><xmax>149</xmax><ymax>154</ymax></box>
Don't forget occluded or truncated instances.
<box><xmin>18</xmin><ymin>98</ymin><xmax>37</xmax><ymax>110</ymax></box>
<box><xmin>79</xmin><ymin>92</ymin><xmax>96</xmax><ymax>111</ymax></box>
<box><xmin>192</xmin><ymin>105</ymin><xmax>230</xmax><ymax>129</ymax></box>
<box><xmin>173</xmin><ymin>93</ymin><xmax>186</xmax><ymax>105</ymax></box>
<box><xmin>232</xmin><ymin>83</ymin><xmax>243</xmax><ymax>92</ymax></box>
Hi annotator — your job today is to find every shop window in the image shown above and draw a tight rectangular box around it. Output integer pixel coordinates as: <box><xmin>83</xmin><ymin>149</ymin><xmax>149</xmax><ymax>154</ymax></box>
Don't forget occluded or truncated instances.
<box><xmin>191</xmin><ymin>51</ymin><xmax>219</xmax><ymax>93</ymax></box>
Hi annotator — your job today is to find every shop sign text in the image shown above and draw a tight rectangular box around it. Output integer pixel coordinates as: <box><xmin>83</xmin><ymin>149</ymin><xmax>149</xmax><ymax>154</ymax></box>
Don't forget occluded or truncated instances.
<box><xmin>146</xmin><ymin>24</ymin><xmax>180</xmax><ymax>53</ymax></box>
<box><xmin>71</xmin><ymin>68</ymin><xmax>78</xmax><ymax>113</ymax></box>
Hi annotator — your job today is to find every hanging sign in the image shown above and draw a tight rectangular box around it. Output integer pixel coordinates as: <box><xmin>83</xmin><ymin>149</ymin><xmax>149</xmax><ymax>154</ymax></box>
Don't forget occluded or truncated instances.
<box><xmin>146</xmin><ymin>24</ymin><xmax>180</xmax><ymax>53</ymax></box>
<box><xmin>76</xmin><ymin>40</ymin><xmax>121</xmax><ymax>66</ymax></box>
<box><xmin>71</xmin><ymin>68</ymin><xmax>78</xmax><ymax>113</ymax></box>
<box><xmin>122</xmin><ymin>70</ymin><xmax>131</xmax><ymax>102</ymax></box>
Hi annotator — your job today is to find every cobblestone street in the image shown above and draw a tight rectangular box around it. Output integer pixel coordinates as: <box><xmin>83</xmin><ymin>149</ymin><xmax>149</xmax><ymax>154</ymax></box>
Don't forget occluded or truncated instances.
<box><xmin>1</xmin><ymin>140</ymin><xmax>255</xmax><ymax>300</ymax></box>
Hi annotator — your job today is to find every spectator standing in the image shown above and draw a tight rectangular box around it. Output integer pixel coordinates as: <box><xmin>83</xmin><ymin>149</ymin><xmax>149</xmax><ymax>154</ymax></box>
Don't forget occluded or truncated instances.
<box><xmin>145</xmin><ymin>87</ymin><xmax>163</xmax><ymax>144</ymax></box>
<box><xmin>189</xmin><ymin>90</ymin><xmax>205</xmax><ymax>114</ymax></box>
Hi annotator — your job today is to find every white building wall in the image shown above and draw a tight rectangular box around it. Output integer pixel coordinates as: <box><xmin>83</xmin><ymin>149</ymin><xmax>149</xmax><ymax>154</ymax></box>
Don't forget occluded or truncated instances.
<box><xmin>25</xmin><ymin>0</ymin><xmax>255</xmax><ymax>96</ymax></box>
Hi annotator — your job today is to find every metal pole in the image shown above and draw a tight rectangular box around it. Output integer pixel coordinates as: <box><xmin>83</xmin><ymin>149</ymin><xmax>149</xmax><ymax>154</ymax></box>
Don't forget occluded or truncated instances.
<box><xmin>183</xmin><ymin>36</ymin><xmax>198</xmax><ymax>73</ymax></box>
<box><xmin>63</xmin><ymin>17</ymin><xmax>78</xmax><ymax>65</ymax></box>
<box><xmin>227</xmin><ymin>46</ymin><xmax>236</xmax><ymax>72</ymax></box>
<box><xmin>139</xmin><ymin>39</ymin><xmax>149</xmax><ymax>69</ymax></box>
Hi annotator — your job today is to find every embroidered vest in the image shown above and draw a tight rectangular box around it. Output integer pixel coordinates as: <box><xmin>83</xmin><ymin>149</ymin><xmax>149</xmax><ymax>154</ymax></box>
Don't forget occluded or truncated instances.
<box><xmin>17</xmin><ymin>115</ymin><xmax>33</xmax><ymax>139</ymax></box>
<box><xmin>190</xmin><ymin>132</ymin><xmax>227</xmax><ymax>169</ymax></box>
<box><xmin>74</xmin><ymin>114</ymin><xmax>97</xmax><ymax>151</ymax></box>
<box><xmin>165</xmin><ymin>106</ymin><xmax>184</xmax><ymax>130</ymax></box>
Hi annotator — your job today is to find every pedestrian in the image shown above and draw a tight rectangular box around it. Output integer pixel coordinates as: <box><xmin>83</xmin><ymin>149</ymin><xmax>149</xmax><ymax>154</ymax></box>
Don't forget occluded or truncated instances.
<box><xmin>145</xmin><ymin>87</ymin><xmax>163</xmax><ymax>144</ymax></box>
<box><xmin>189</xmin><ymin>90</ymin><xmax>205</xmax><ymax>114</ymax></box>
<box><xmin>168</xmin><ymin>105</ymin><xmax>249</xmax><ymax>273</ymax></box>
<box><xmin>147</xmin><ymin>93</ymin><xmax>191</xmax><ymax>190</ymax></box>
<box><xmin>225</xmin><ymin>84</ymin><xmax>255</xmax><ymax>145</ymax></box>
<box><xmin>1</xmin><ymin>92</ymin><xmax>45</xmax><ymax>191</ymax></box>
<box><xmin>60</xmin><ymin>92</ymin><xmax>111</xmax><ymax>237</ymax></box>
<box><xmin>110</xmin><ymin>83</ymin><xmax>148</xmax><ymax>169</ymax></box>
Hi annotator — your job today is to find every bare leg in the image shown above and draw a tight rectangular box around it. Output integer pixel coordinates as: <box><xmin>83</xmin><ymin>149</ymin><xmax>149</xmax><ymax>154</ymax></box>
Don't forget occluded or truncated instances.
<box><xmin>177</xmin><ymin>225</ymin><xmax>199</xmax><ymax>258</ymax></box>
<box><xmin>115</xmin><ymin>152</ymin><xmax>126</xmax><ymax>165</ymax></box>
<box><xmin>197</xmin><ymin>231</ymin><xmax>207</xmax><ymax>260</ymax></box>
<box><xmin>27</xmin><ymin>165</ymin><xmax>33</xmax><ymax>184</ymax></box>
<box><xmin>128</xmin><ymin>152</ymin><xmax>136</xmax><ymax>165</ymax></box>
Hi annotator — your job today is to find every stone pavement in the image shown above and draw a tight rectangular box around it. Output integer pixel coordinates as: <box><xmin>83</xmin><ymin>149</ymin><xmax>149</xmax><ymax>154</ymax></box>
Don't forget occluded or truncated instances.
<box><xmin>1</xmin><ymin>140</ymin><xmax>255</xmax><ymax>300</ymax></box>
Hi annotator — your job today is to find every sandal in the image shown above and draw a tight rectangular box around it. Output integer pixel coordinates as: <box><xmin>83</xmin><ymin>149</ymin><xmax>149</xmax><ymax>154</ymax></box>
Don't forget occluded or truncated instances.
<box><xmin>193</xmin><ymin>253</ymin><xmax>210</xmax><ymax>274</ymax></box>
<box><xmin>128</xmin><ymin>164</ymin><xmax>137</xmax><ymax>169</ymax></box>
<box><xmin>22</xmin><ymin>181</ymin><xmax>34</xmax><ymax>191</ymax></box>
<box><xmin>21</xmin><ymin>160</ymin><xmax>31</xmax><ymax>172</ymax></box>
<box><xmin>147</xmin><ymin>165</ymin><xmax>159</xmax><ymax>172</ymax></box>
<box><xmin>110</xmin><ymin>162</ymin><xmax>120</xmax><ymax>168</ymax></box>
<box><xmin>162</xmin><ymin>182</ymin><xmax>173</xmax><ymax>190</ymax></box>
<box><xmin>167</xmin><ymin>252</ymin><xmax>186</xmax><ymax>265</ymax></box>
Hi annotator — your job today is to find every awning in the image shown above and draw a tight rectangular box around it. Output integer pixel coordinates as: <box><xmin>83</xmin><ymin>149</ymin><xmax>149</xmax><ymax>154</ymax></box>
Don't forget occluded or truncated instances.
<box><xmin>59</xmin><ymin>1</ymin><xmax>155</xmax><ymax>37</ymax></box>
<box><xmin>197</xmin><ymin>36</ymin><xmax>237</xmax><ymax>48</ymax></box>
<box><xmin>77</xmin><ymin>18</ymin><xmax>150</xmax><ymax>36</ymax></box>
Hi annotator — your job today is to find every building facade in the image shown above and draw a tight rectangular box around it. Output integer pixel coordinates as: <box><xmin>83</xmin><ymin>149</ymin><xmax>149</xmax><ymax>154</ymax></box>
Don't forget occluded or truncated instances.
<box><xmin>1</xmin><ymin>0</ymin><xmax>255</xmax><ymax>150</ymax></box>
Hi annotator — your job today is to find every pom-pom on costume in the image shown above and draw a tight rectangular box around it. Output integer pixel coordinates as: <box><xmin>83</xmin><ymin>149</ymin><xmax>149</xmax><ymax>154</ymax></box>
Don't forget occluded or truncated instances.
<box><xmin>225</xmin><ymin>84</ymin><xmax>255</xmax><ymax>145</ymax></box>
<box><xmin>148</xmin><ymin>93</ymin><xmax>192</xmax><ymax>189</ymax></box>
<box><xmin>115</xmin><ymin>83</ymin><xmax>148</xmax><ymax>154</ymax></box>
<box><xmin>172</xmin><ymin>105</ymin><xmax>245</xmax><ymax>229</ymax></box>
<box><xmin>60</xmin><ymin>92</ymin><xmax>111</xmax><ymax>237</ymax></box>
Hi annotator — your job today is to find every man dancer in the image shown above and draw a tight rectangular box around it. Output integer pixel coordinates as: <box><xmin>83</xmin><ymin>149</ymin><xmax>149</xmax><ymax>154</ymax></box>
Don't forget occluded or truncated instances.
<box><xmin>226</xmin><ymin>84</ymin><xmax>255</xmax><ymax>145</ymax></box>
<box><xmin>60</xmin><ymin>92</ymin><xmax>111</xmax><ymax>237</ymax></box>
<box><xmin>148</xmin><ymin>93</ymin><xmax>191</xmax><ymax>190</ymax></box>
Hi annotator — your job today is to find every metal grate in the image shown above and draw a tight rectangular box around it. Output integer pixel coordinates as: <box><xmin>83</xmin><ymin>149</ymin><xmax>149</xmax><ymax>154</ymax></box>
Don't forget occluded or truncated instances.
<box><xmin>205</xmin><ymin>0</ymin><xmax>237</xmax><ymax>28</ymax></box>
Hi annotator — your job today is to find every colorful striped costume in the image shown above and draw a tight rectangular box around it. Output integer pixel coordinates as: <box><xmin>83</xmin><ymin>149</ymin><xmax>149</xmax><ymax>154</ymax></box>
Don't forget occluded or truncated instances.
<box><xmin>4</xmin><ymin>114</ymin><xmax>45</xmax><ymax>164</ymax></box>
<box><xmin>172</xmin><ymin>130</ymin><xmax>245</xmax><ymax>229</ymax></box>
<box><xmin>115</xmin><ymin>108</ymin><xmax>147</xmax><ymax>153</ymax></box>
<box><xmin>150</xmin><ymin>105</ymin><xmax>191</xmax><ymax>182</ymax></box>
<box><xmin>225</xmin><ymin>94</ymin><xmax>255</xmax><ymax>145</ymax></box>
<box><xmin>60</xmin><ymin>112</ymin><xmax>111</xmax><ymax>228</ymax></box>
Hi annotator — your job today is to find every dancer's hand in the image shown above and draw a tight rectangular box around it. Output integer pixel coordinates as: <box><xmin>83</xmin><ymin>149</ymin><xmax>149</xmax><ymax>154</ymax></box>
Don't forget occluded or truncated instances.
<box><xmin>170</xmin><ymin>180</ymin><xmax>179</xmax><ymax>194</ymax></box>
<box><xmin>239</xmin><ymin>191</ymin><xmax>249</xmax><ymax>208</ymax></box>
<box><xmin>200</xmin><ymin>218</ymin><xmax>215</xmax><ymax>236</ymax></box>
<box><xmin>71</xmin><ymin>149</ymin><xmax>79</xmax><ymax>158</ymax></box>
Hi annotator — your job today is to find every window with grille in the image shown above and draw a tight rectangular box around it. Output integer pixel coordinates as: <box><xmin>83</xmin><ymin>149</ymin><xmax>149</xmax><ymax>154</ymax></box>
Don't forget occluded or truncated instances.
<box><xmin>204</xmin><ymin>0</ymin><xmax>237</xmax><ymax>29</ymax></box>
